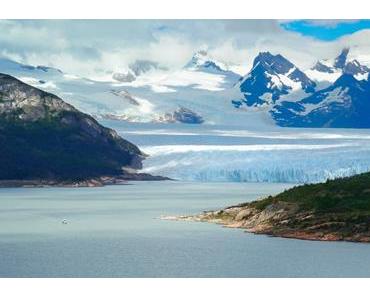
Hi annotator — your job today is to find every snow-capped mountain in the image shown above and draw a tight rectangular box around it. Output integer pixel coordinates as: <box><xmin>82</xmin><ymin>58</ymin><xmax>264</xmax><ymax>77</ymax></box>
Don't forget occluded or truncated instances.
<box><xmin>0</xmin><ymin>54</ymin><xmax>248</xmax><ymax>125</ymax></box>
<box><xmin>232</xmin><ymin>52</ymin><xmax>316</xmax><ymax>108</ymax></box>
<box><xmin>1</xmin><ymin>47</ymin><xmax>370</xmax><ymax>129</ymax></box>
<box><xmin>112</xmin><ymin>60</ymin><xmax>167</xmax><ymax>83</ymax></box>
<box><xmin>184</xmin><ymin>50</ymin><xmax>241</xmax><ymax>81</ymax></box>
<box><xmin>306</xmin><ymin>48</ymin><xmax>370</xmax><ymax>83</ymax></box>
<box><xmin>129</xmin><ymin>60</ymin><xmax>165</xmax><ymax>76</ymax></box>
<box><xmin>2</xmin><ymin>49</ymin><xmax>370</xmax><ymax>184</ymax></box>
<box><xmin>113</xmin><ymin>50</ymin><xmax>241</xmax><ymax>88</ymax></box>
<box><xmin>272</xmin><ymin>73</ymin><xmax>370</xmax><ymax>128</ymax></box>
<box><xmin>271</xmin><ymin>48</ymin><xmax>370</xmax><ymax>128</ymax></box>
<box><xmin>186</xmin><ymin>50</ymin><xmax>226</xmax><ymax>72</ymax></box>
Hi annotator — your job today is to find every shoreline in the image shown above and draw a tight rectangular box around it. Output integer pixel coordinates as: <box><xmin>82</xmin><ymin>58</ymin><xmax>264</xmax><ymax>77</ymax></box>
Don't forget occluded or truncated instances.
<box><xmin>162</xmin><ymin>203</ymin><xmax>370</xmax><ymax>243</ymax></box>
<box><xmin>0</xmin><ymin>173</ymin><xmax>170</xmax><ymax>188</ymax></box>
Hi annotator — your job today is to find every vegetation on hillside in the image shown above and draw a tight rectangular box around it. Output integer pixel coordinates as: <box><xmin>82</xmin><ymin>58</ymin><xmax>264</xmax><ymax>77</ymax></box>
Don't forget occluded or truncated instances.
<box><xmin>0</xmin><ymin>73</ymin><xmax>144</xmax><ymax>181</ymax></box>
<box><xmin>185</xmin><ymin>172</ymin><xmax>370</xmax><ymax>242</ymax></box>
<box><xmin>251</xmin><ymin>172</ymin><xmax>370</xmax><ymax>213</ymax></box>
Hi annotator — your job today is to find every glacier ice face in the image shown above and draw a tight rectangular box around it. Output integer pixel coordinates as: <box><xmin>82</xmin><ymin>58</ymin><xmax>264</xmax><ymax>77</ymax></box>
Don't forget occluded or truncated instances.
<box><xmin>141</xmin><ymin>145</ymin><xmax>370</xmax><ymax>183</ymax></box>
<box><xmin>109</xmin><ymin>122</ymin><xmax>370</xmax><ymax>183</ymax></box>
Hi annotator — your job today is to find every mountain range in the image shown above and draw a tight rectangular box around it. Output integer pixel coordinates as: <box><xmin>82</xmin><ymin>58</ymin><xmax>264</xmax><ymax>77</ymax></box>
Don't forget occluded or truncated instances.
<box><xmin>232</xmin><ymin>48</ymin><xmax>370</xmax><ymax>128</ymax></box>
<box><xmin>0</xmin><ymin>48</ymin><xmax>369</xmax><ymax>128</ymax></box>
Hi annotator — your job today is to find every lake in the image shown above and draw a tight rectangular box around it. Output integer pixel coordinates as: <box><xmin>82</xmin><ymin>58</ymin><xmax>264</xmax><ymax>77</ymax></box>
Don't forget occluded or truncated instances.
<box><xmin>1</xmin><ymin>181</ymin><xmax>370</xmax><ymax>277</ymax></box>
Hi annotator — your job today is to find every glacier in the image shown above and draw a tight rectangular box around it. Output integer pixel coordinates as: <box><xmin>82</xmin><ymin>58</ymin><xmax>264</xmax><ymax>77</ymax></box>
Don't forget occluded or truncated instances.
<box><xmin>3</xmin><ymin>50</ymin><xmax>370</xmax><ymax>184</ymax></box>
<box><xmin>103</xmin><ymin>120</ymin><xmax>370</xmax><ymax>183</ymax></box>
<box><xmin>141</xmin><ymin>145</ymin><xmax>370</xmax><ymax>183</ymax></box>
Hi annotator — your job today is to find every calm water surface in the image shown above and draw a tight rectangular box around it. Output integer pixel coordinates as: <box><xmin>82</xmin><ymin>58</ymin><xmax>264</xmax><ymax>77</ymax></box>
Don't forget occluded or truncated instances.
<box><xmin>0</xmin><ymin>181</ymin><xmax>370</xmax><ymax>277</ymax></box>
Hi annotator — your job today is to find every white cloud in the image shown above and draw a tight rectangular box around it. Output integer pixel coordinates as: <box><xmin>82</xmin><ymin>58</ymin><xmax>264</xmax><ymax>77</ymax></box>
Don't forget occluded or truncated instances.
<box><xmin>0</xmin><ymin>20</ymin><xmax>369</xmax><ymax>79</ymax></box>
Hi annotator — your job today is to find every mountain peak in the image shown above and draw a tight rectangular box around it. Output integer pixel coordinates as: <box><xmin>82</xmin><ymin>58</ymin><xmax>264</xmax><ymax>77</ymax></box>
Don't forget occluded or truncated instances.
<box><xmin>333</xmin><ymin>73</ymin><xmax>359</xmax><ymax>87</ymax></box>
<box><xmin>234</xmin><ymin>52</ymin><xmax>316</xmax><ymax>108</ymax></box>
<box><xmin>194</xmin><ymin>49</ymin><xmax>208</xmax><ymax>58</ymax></box>
<box><xmin>253</xmin><ymin>52</ymin><xmax>294</xmax><ymax>75</ymax></box>
<box><xmin>310</xmin><ymin>47</ymin><xmax>370</xmax><ymax>80</ymax></box>
<box><xmin>187</xmin><ymin>50</ymin><xmax>210</xmax><ymax>67</ymax></box>
<box><xmin>255</xmin><ymin>51</ymin><xmax>274</xmax><ymax>61</ymax></box>
<box><xmin>0</xmin><ymin>73</ymin><xmax>74</xmax><ymax>121</ymax></box>
<box><xmin>344</xmin><ymin>59</ymin><xmax>370</xmax><ymax>76</ymax></box>
<box><xmin>185</xmin><ymin>49</ymin><xmax>238</xmax><ymax>77</ymax></box>
<box><xmin>333</xmin><ymin>47</ymin><xmax>350</xmax><ymax>69</ymax></box>
<box><xmin>312</xmin><ymin>60</ymin><xmax>335</xmax><ymax>73</ymax></box>
<box><xmin>272</xmin><ymin>70</ymin><xmax>370</xmax><ymax>128</ymax></box>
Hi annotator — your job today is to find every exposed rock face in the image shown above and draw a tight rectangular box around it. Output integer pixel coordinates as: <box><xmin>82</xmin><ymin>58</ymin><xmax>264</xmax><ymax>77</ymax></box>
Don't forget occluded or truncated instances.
<box><xmin>166</xmin><ymin>172</ymin><xmax>370</xmax><ymax>243</ymax></box>
<box><xmin>232</xmin><ymin>48</ymin><xmax>370</xmax><ymax>128</ymax></box>
<box><xmin>110</xmin><ymin>89</ymin><xmax>140</xmax><ymax>105</ymax></box>
<box><xmin>333</xmin><ymin>48</ymin><xmax>350</xmax><ymax>69</ymax></box>
<box><xmin>234</xmin><ymin>52</ymin><xmax>316</xmax><ymax>107</ymax></box>
<box><xmin>312</xmin><ymin>61</ymin><xmax>335</xmax><ymax>73</ymax></box>
<box><xmin>0</xmin><ymin>73</ymin><xmax>146</xmax><ymax>181</ymax></box>
<box><xmin>0</xmin><ymin>73</ymin><xmax>75</xmax><ymax>121</ymax></box>
<box><xmin>112</xmin><ymin>72</ymin><xmax>136</xmax><ymax>83</ymax></box>
<box><xmin>155</xmin><ymin>107</ymin><xmax>204</xmax><ymax>124</ymax></box>
<box><xmin>312</xmin><ymin>48</ymin><xmax>370</xmax><ymax>76</ymax></box>
<box><xmin>185</xmin><ymin>50</ymin><xmax>241</xmax><ymax>82</ymax></box>
<box><xmin>272</xmin><ymin>74</ymin><xmax>370</xmax><ymax>128</ymax></box>
<box><xmin>129</xmin><ymin>60</ymin><xmax>165</xmax><ymax>76</ymax></box>
<box><xmin>172</xmin><ymin>107</ymin><xmax>204</xmax><ymax>124</ymax></box>
<box><xmin>169</xmin><ymin>202</ymin><xmax>370</xmax><ymax>243</ymax></box>
<box><xmin>112</xmin><ymin>60</ymin><xmax>167</xmax><ymax>83</ymax></box>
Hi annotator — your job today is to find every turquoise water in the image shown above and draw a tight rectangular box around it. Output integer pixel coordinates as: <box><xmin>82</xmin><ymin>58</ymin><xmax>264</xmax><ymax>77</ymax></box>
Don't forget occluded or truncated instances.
<box><xmin>1</xmin><ymin>181</ymin><xmax>370</xmax><ymax>277</ymax></box>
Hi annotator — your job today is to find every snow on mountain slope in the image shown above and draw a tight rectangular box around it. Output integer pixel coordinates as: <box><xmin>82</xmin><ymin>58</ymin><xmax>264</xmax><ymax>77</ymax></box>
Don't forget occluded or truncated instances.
<box><xmin>113</xmin><ymin>50</ymin><xmax>241</xmax><ymax>93</ymax></box>
<box><xmin>1</xmin><ymin>54</ymin><xmax>370</xmax><ymax>184</ymax></box>
<box><xmin>185</xmin><ymin>50</ymin><xmax>241</xmax><ymax>80</ymax></box>
<box><xmin>272</xmin><ymin>73</ymin><xmax>370</xmax><ymax>128</ymax></box>
<box><xmin>232</xmin><ymin>52</ymin><xmax>316</xmax><ymax>108</ymax></box>
<box><xmin>0</xmin><ymin>57</ymin><xmax>168</xmax><ymax>122</ymax></box>
<box><xmin>271</xmin><ymin>48</ymin><xmax>370</xmax><ymax>128</ymax></box>
<box><xmin>122</xmin><ymin>68</ymin><xmax>231</xmax><ymax>92</ymax></box>
<box><xmin>0</xmin><ymin>55</ymin><xmax>268</xmax><ymax>127</ymax></box>
<box><xmin>1</xmin><ymin>48</ymin><xmax>370</xmax><ymax>129</ymax></box>
<box><xmin>306</xmin><ymin>48</ymin><xmax>370</xmax><ymax>85</ymax></box>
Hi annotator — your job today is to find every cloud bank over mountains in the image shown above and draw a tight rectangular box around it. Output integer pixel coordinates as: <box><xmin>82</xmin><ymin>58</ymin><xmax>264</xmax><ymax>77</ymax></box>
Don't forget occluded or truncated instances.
<box><xmin>1</xmin><ymin>20</ymin><xmax>370</xmax><ymax>79</ymax></box>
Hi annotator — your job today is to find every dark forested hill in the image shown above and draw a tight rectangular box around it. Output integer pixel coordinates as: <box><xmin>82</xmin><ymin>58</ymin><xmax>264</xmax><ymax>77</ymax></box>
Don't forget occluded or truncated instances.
<box><xmin>0</xmin><ymin>73</ymin><xmax>146</xmax><ymax>182</ymax></box>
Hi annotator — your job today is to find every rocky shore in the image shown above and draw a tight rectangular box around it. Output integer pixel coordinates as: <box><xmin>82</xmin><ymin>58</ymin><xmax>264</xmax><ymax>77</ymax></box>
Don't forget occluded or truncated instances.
<box><xmin>0</xmin><ymin>173</ymin><xmax>170</xmax><ymax>188</ymax></box>
<box><xmin>163</xmin><ymin>203</ymin><xmax>370</xmax><ymax>243</ymax></box>
<box><xmin>163</xmin><ymin>172</ymin><xmax>370</xmax><ymax>243</ymax></box>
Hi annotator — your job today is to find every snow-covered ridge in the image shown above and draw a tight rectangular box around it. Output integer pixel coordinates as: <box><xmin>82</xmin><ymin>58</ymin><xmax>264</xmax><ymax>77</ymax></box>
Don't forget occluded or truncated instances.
<box><xmin>185</xmin><ymin>50</ymin><xmax>228</xmax><ymax>72</ymax></box>
<box><xmin>233</xmin><ymin>52</ymin><xmax>317</xmax><ymax>108</ymax></box>
<box><xmin>2</xmin><ymin>52</ymin><xmax>370</xmax><ymax>183</ymax></box>
<box><xmin>1</xmin><ymin>47</ymin><xmax>370</xmax><ymax>128</ymax></box>
<box><xmin>307</xmin><ymin>48</ymin><xmax>370</xmax><ymax>84</ymax></box>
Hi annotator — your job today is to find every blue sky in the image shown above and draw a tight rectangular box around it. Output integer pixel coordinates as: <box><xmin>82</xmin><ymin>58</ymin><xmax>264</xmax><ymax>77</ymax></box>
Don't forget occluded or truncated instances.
<box><xmin>282</xmin><ymin>20</ymin><xmax>370</xmax><ymax>41</ymax></box>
